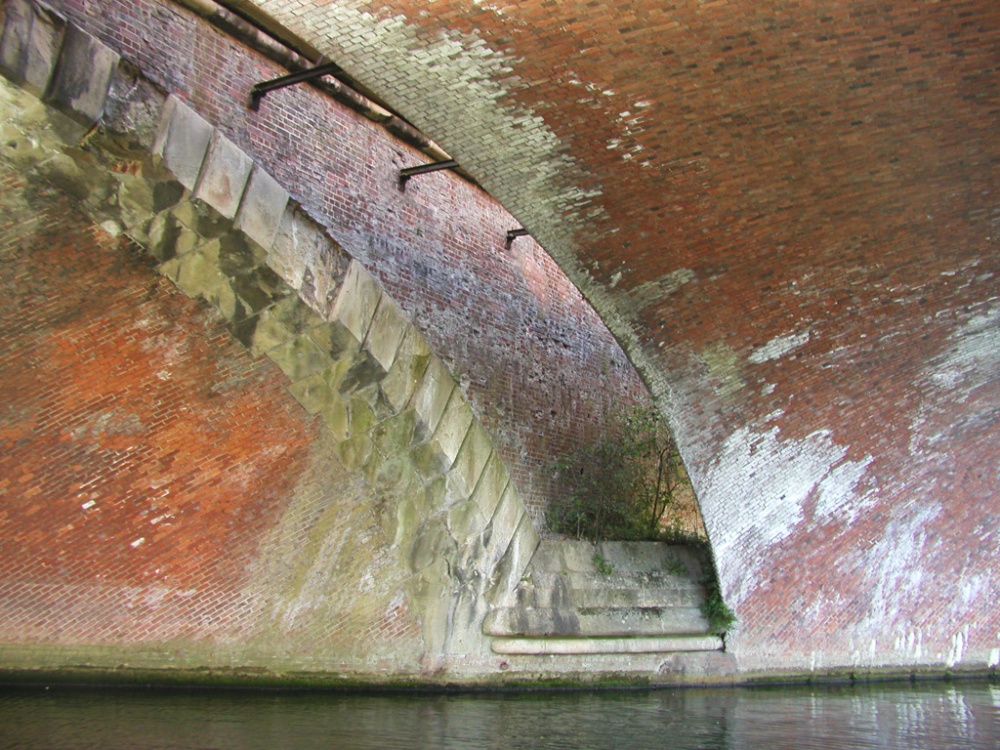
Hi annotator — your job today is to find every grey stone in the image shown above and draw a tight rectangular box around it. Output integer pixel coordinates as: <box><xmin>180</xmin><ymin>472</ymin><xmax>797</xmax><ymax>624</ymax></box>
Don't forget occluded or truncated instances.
<box><xmin>267</xmin><ymin>333</ymin><xmax>329</xmax><ymax>381</ymax></box>
<box><xmin>330</xmin><ymin>260</ymin><xmax>382</xmax><ymax>342</ymax></box>
<box><xmin>152</xmin><ymin>95</ymin><xmax>213</xmax><ymax>191</ymax></box>
<box><xmin>489</xmin><ymin>635</ymin><xmax>724</xmax><ymax>655</ymax></box>
<box><xmin>431</xmin><ymin>392</ymin><xmax>474</xmax><ymax>471</ymax></box>
<box><xmin>45</xmin><ymin>25</ymin><xmax>118</xmax><ymax>124</ymax></box>
<box><xmin>0</xmin><ymin>0</ymin><xmax>65</xmax><ymax>95</ymax></box>
<box><xmin>234</xmin><ymin>164</ymin><xmax>289</xmax><ymax>249</ymax></box>
<box><xmin>487</xmin><ymin>513</ymin><xmax>540</xmax><ymax>608</ymax></box>
<box><xmin>448</xmin><ymin>422</ymin><xmax>493</xmax><ymax>499</ymax></box>
<box><xmin>193</xmin><ymin>132</ymin><xmax>253</xmax><ymax>219</ymax></box>
<box><xmin>410</xmin><ymin>358</ymin><xmax>456</xmax><ymax>439</ymax></box>
<box><xmin>469</xmin><ymin>451</ymin><xmax>510</xmax><ymax>521</ymax></box>
<box><xmin>363</xmin><ymin>294</ymin><xmax>407</xmax><ymax>372</ymax></box>
<box><xmin>380</xmin><ymin>326</ymin><xmax>431</xmax><ymax>412</ymax></box>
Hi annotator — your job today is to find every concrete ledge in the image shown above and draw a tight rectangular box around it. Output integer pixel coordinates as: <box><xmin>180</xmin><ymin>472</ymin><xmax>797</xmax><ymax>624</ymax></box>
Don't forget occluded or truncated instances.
<box><xmin>490</xmin><ymin>635</ymin><xmax>724</xmax><ymax>655</ymax></box>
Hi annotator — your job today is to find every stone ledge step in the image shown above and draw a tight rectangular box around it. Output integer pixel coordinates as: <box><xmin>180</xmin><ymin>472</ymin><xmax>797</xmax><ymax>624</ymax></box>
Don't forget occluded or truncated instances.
<box><xmin>489</xmin><ymin>635</ymin><xmax>724</xmax><ymax>655</ymax></box>
<box><xmin>483</xmin><ymin>605</ymin><xmax>711</xmax><ymax>638</ymax></box>
<box><xmin>522</xmin><ymin>572</ymin><xmax>705</xmax><ymax>609</ymax></box>
<box><xmin>529</xmin><ymin>540</ymin><xmax>709</xmax><ymax>577</ymax></box>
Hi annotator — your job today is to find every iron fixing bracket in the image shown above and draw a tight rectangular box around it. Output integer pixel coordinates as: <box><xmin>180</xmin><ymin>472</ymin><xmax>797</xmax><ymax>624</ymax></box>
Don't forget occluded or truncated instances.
<box><xmin>249</xmin><ymin>62</ymin><xmax>345</xmax><ymax>111</ymax></box>
<box><xmin>505</xmin><ymin>228</ymin><xmax>530</xmax><ymax>249</ymax></box>
<box><xmin>398</xmin><ymin>159</ymin><xmax>460</xmax><ymax>190</ymax></box>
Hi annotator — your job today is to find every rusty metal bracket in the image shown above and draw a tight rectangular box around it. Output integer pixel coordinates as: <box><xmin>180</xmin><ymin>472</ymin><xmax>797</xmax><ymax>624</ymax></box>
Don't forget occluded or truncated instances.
<box><xmin>505</xmin><ymin>228</ymin><xmax>530</xmax><ymax>249</ymax></box>
<box><xmin>398</xmin><ymin>159</ymin><xmax>460</xmax><ymax>190</ymax></box>
<box><xmin>249</xmin><ymin>62</ymin><xmax>344</xmax><ymax>111</ymax></box>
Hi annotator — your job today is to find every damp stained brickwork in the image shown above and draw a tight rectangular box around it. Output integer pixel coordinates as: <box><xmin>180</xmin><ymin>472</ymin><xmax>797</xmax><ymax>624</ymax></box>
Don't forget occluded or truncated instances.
<box><xmin>211</xmin><ymin>0</ymin><xmax>998</xmax><ymax>674</ymax></box>
<box><xmin>28</xmin><ymin>0</ymin><xmax>651</xmax><ymax>528</ymax></box>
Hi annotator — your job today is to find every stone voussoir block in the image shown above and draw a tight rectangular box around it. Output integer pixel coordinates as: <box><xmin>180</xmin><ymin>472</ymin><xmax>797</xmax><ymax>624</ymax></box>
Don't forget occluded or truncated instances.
<box><xmin>409</xmin><ymin>356</ymin><xmax>454</xmax><ymax>438</ymax></box>
<box><xmin>44</xmin><ymin>24</ymin><xmax>118</xmax><ymax>125</ymax></box>
<box><xmin>469</xmin><ymin>451</ymin><xmax>510</xmax><ymax>522</ymax></box>
<box><xmin>363</xmin><ymin>293</ymin><xmax>408</xmax><ymax>373</ymax></box>
<box><xmin>380</xmin><ymin>325</ymin><xmax>432</xmax><ymax>413</ymax></box>
<box><xmin>152</xmin><ymin>95</ymin><xmax>213</xmax><ymax>191</ymax></box>
<box><xmin>447</xmin><ymin>421</ymin><xmax>493</xmax><ymax>501</ymax></box>
<box><xmin>430</xmin><ymin>389</ymin><xmax>474</xmax><ymax>472</ymax></box>
<box><xmin>329</xmin><ymin>259</ymin><xmax>381</xmax><ymax>342</ymax></box>
<box><xmin>234</xmin><ymin>163</ymin><xmax>289</xmax><ymax>251</ymax></box>
<box><xmin>192</xmin><ymin>131</ymin><xmax>253</xmax><ymax>220</ymax></box>
<box><xmin>487</xmin><ymin>512</ymin><xmax>540</xmax><ymax>609</ymax></box>
<box><xmin>0</xmin><ymin>0</ymin><xmax>66</xmax><ymax>96</ymax></box>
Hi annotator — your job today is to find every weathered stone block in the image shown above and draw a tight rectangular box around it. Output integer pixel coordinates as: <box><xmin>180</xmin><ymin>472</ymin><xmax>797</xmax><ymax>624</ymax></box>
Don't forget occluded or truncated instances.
<box><xmin>330</xmin><ymin>260</ymin><xmax>381</xmax><ymax>342</ymax></box>
<box><xmin>287</xmin><ymin>370</ymin><xmax>336</xmax><ymax>415</ymax></box>
<box><xmin>448</xmin><ymin>421</ymin><xmax>493</xmax><ymax>500</ymax></box>
<box><xmin>372</xmin><ymin>409</ymin><xmax>417</xmax><ymax>458</ymax></box>
<box><xmin>0</xmin><ymin>0</ymin><xmax>65</xmax><ymax>95</ymax></box>
<box><xmin>336</xmin><ymin>433</ymin><xmax>374</xmax><ymax>473</ymax></box>
<box><xmin>469</xmin><ymin>451</ymin><xmax>509</xmax><ymax>522</ymax></box>
<box><xmin>409</xmin><ymin>357</ymin><xmax>454</xmax><ymax>438</ymax></box>
<box><xmin>321</xmin><ymin>395</ymin><xmax>350</xmax><ymax>441</ymax></box>
<box><xmin>308</xmin><ymin>319</ymin><xmax>360</xmax><ymax>362</ymax></box>
<box><xmin>160</xmin><ymin>246</ymin><xmax>226</xmax><ymax>300</ymax></box>
<box><xmin>487</xmin><ymin>483</ymin><xmax>526</xmax><ymax>567</ymax></box>
<box><xmin>45</xmin><ymin>25</ymin><xmax>118</xmax><ymax>124</ymax></box>
<box><xmin>192</xmin><ymin>132</ymin><xmax>252</xmax><ymax>220</ymax></box>
<box><xmin>447</xmin><ymin>497</ymin><xmax>489</xmax><ymax>545</ymax></box>
<box><xmin>430</xmin><ymin>391</ymin><xmax>474</xmax><ymax>471</ymax></box>
<box><xmin>234</xmin><ymin>164</ymin><xmax>288</xmax><ymax>250</ymax></box>
<box><xmin>267</xmin><ymin>333</ymin><xmax>330</xmax><ymax>381</ymax></box>
<box><xmin>380</xmin><ymin>326</ymin><xmax>431</xmax><ymax>413</ymax></box>
<box><xmin>152</xmin><ymin>96</ymin><xmax>213</xmax><ymax>191</ymax></box>
<box><xmin>363</xmin><ymin>294</ymin><xmax>407</xmax><ymax>372</ymax></box>
<box><xmin>487</xmin><ymin>512</ymin><xmax>540</xmax><ymax>608</ymax></box>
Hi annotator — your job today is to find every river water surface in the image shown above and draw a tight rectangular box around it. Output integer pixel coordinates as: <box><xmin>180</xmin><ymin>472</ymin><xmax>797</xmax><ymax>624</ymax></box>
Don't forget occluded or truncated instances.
<box><xmin>1</xmin><ymin>680</ymin><xmax>998</xmax><ymax>749</ymax></box>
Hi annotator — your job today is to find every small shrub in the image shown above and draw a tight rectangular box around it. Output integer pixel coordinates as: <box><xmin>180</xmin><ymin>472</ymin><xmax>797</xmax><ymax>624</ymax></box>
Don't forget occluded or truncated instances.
<box><xmin>700</xmin><ymin>576</ymin><xmax>737</xmax><ymax>634</ymax></box>
<box><xmin>592</xmin><ymin>552</ymin><xmax>614</xmax><ymax>576</ymax></box>
<box><xmin>549</xmin><ymin>405</ymin><xmax>690</xmax><ymax>541</ymax></box>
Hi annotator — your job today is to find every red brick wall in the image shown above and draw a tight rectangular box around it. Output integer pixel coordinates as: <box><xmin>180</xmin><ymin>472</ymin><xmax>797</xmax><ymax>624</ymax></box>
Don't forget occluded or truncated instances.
<box><xmin>36</xmin><ymin>0</ymin><xmax>649</xmax><ymax>527</ymax></box>
<box><xmin>0</xmin><ymin>174</ymin><xmax>322</xmax><ymax>644</ymax></box>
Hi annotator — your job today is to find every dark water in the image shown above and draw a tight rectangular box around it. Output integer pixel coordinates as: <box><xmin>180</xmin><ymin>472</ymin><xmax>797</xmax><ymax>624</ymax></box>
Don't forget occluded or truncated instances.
<box><xmin>0</xmin><ymin>681</ymin><xmax>998</xmax><ymax>749</ymax></box>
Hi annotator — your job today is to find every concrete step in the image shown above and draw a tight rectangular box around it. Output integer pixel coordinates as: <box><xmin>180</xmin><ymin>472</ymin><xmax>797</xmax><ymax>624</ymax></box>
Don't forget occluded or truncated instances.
<box><xmin>483</xmin><ymin>605</ymin><xmax>711</xmax><ymax>638</ymax></box>
<box><xmin>490</xmin><ymin>634</ymin><xmax>724</xmax><ymax>655</ymax></box>
<box><xmin>522</xmin><ymin>570</ymin><xmax>705</xmax><ymax>609</ymax></box>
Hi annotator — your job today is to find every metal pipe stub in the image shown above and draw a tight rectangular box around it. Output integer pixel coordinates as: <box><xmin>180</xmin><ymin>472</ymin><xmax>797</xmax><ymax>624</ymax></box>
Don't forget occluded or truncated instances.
<box><xmin>249</xmin><ymin>61</ymin><xmax>344</xmax><ymax>110</ymax></box>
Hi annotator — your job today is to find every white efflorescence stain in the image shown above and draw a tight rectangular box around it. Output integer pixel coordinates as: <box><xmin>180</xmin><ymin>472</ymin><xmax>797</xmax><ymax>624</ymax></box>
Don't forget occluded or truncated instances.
<box><xmin>748</xmin><ymin>329</ymin><xmax>811</xmax><ymax>364</ymax></box>
<box><xmin>698</xmin><ymin>416</ymin><xmax>873</xmax><ymax>608</ymax></box>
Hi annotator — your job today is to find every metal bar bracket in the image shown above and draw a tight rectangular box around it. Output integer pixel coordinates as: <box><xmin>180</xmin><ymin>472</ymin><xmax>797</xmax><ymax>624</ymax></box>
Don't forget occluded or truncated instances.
<box><xmin>398</xmin><ymin>159</ymin><xmax>460</xmax><ymax>190</ymax></box>
<box><xmin>505</xmin><ymin>228</ymin><xmax>530</xmax><ymax>249</ymax></box>
<box><xmin>249</xmin><ymin>62</ymin><xmax>344</xmax><ymax>111</ymax></box>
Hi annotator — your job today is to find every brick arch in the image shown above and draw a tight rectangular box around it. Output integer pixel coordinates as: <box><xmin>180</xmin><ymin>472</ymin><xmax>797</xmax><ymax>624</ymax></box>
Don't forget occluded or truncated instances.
<box><xmin>241</xmin><ymin>0</ymin><xmax>1000</xmax><ymax>676</ymax></box>
<box><xmin>0</xmin><ymin>7</ymin><xmax>538</xmax><ymax>676</ymax></box>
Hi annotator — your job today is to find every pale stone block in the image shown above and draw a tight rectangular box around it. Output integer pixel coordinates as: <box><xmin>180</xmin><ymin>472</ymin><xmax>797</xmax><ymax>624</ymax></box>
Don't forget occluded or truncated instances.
<box><xmin>193</xmin><ymin>132</ymin><xmax>253</xmax><ymax>219</ymax></box>
<box><xmin>267</xmin><ymin>333</ymin><xmax>330</xmax><ymax>381</ymax></box>
<box><xmin>487</xmin><ymin>512</ymin><xmax>540</xmax><ymax>608</ymax></box>
<box><xmin>363</xmin><ymin>294</ymin><xmax>407</xmax><ymax>372</ymax></box>
<box><xmin>45</xmin><ymin>25</ymin><xmax>118</xmax><ymax>124</ymax></box>
<box><xmin>447</xmin><ymin>497</ymin><xmax>489</xmax><ymax>545</ymax></box>
<box><xmin>234</xmin><ymin>164</ymin><xmax>288</xmax><ymax>250</ymax></box>
<box><xmin>447</xmin><ymin>422</ymin><xmax>493</xmax><ymax>499</ymax></box>
<box><xmin>431</xmin><ymin>391</ymin><xmax>474</xmax><ymax>471</ymax></box>
<box><xmin>469</xmin><ymin>451</ymin><xmax>509</xmax><ymax>521</ymax></box>
<box><xmin>330</xmin><ymin>259</ymin><xmax>381</xmax><ymax>343</ymax></box>
<box><xmin>152</xmin><ymin>95</ymin><xmax>213</xmax><ymax>191</ymax></box>
<box><xmin>0</xmin><ymin>0</ymin><xmax>66</xmax><ymax>95</ymax></box>
<box><xmin>287</xmin><ymin>370</ymin><xmax>335</xmax><ymax>414</ymax></box>
<box><xmin>488</xmin><ymin>483</ymin><xmax>528</xmax><ymax>569</ymax></box>
<box><xmin>409</xmin><ymin>356</ymin><xmax>454</xmax><ymax>437</ymax></box>
<box><xmin>380</xmin><ymin>326</ymin><xmax>431</xmax><ymax>413</ymax></box>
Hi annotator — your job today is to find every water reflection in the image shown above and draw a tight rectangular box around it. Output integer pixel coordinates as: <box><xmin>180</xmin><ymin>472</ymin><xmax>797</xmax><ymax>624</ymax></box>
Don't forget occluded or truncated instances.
<box><xmin>0</xmin><ymin>681</ymin><xmax>997</xmax><ymax>749</ymax></box>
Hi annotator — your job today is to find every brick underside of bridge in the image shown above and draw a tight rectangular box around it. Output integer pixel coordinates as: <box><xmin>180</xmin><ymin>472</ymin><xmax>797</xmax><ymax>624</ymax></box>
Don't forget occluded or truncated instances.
<box><xmin>0</xmin><ymin>0</ymin><xmax>998</xmax><ymax>684</ymax></box>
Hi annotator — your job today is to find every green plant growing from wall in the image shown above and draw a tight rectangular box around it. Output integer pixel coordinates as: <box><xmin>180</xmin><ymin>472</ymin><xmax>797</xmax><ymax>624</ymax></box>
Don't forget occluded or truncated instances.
<box><xmin>549</xmin><ymin>405</ymin><xmax>690</xmax><ymax>541</ymax></box>
<box><xmin>700</xmin><ymin>576</ymin><xmax>737</xmax><ymax>635</ymax></box>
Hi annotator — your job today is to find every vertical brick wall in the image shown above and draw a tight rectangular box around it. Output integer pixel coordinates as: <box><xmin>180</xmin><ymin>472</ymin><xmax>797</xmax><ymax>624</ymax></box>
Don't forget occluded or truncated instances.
<box><xmin>0</xmin><ymin>172</ymin><xmax>322</xmax><ymax>645</ymax></box>
<box><xmin>33</xmin><ymin>0</ymin><xmax>650</xmax><ymax>527</ymax></box>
